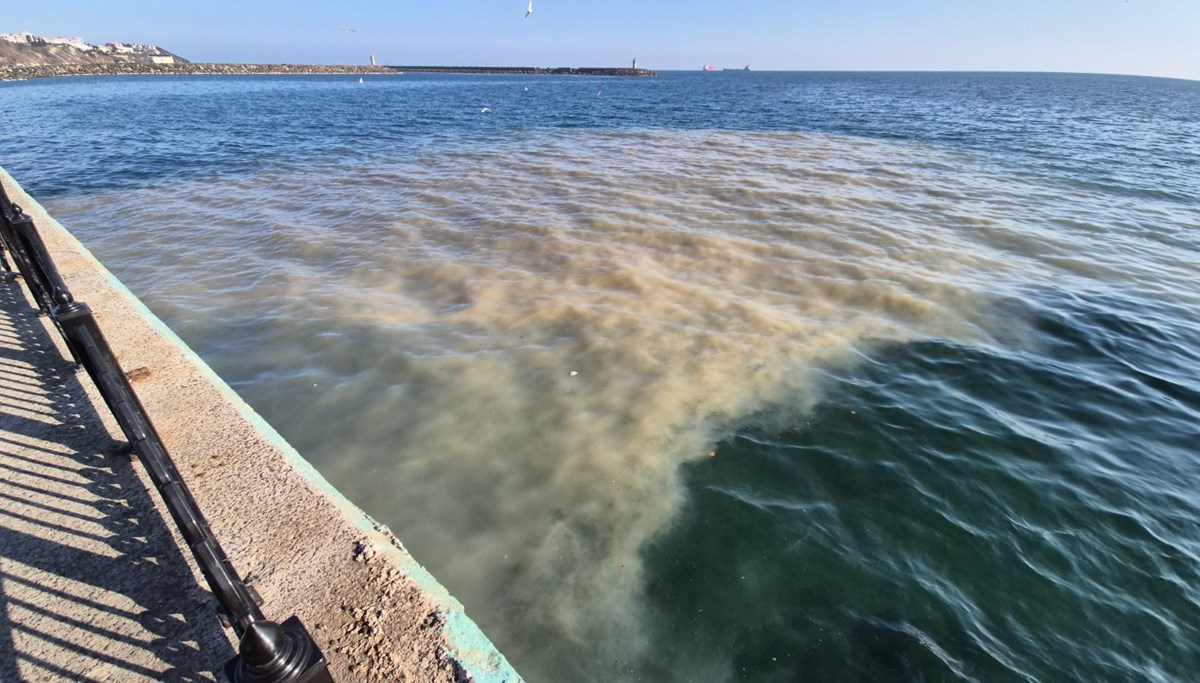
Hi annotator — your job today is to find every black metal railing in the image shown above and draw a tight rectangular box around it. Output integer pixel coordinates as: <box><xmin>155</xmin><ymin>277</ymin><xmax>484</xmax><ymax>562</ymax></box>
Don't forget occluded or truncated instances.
<box><xmin>0</xmin><ymin>182</ymin><xmax>333</xmax><ymax>683</ymax></box>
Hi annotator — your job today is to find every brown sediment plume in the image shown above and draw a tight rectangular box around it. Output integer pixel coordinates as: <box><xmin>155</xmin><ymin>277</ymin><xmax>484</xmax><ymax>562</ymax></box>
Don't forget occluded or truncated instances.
<box><xmin>45</xmin><ymin>129</ymin><xmax>1031</xmax><ymax>681</ymax></box>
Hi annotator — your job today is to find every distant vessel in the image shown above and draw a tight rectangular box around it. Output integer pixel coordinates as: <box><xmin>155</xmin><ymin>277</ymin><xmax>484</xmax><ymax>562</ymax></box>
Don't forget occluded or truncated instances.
<box><xmin>723</xmin><ymin>65</ymin><xmax>750</xmax><ymax>71</ymax></box>
<box><xmin>703</xmin><ymin>65</ymin><xmax>716</xmax><ymax>71</ymax></box>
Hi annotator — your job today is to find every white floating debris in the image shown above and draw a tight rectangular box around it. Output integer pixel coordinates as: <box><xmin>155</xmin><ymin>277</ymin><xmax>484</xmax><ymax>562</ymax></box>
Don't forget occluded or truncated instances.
<box><xmin>481</xmin><ymin>107</ymin><xmax>492</xmax><ymax>114</ymax></box>
<box><xmin>569</xmin><ymin>371</ymin><xmax>578</xmax><ymax>376</ymax></box>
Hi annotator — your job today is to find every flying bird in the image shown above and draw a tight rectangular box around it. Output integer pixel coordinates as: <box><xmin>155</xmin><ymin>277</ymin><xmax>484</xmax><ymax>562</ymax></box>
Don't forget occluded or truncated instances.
<box><xmin>341</xmin><ymin>28</ymin><xmax>357</xmax><ymax>33</ymax></box>
<box><xmin>525</xmin><ymin>1</ymin><xmax>534</xmax><ymax>17</ymax></box>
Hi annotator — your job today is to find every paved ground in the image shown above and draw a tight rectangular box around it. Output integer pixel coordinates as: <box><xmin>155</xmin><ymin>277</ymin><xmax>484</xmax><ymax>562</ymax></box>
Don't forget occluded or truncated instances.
<box><xmin>0</xmin><ymin>273</ymin><xmax>235</xmax><ymax>680</ymax></box>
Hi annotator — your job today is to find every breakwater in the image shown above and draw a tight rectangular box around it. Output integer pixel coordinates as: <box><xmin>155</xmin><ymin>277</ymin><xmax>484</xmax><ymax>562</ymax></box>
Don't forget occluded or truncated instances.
<box><xmin>0</xmin><ymin>62</ymin><xmax>656</xmax><ymax>80</ymax></box>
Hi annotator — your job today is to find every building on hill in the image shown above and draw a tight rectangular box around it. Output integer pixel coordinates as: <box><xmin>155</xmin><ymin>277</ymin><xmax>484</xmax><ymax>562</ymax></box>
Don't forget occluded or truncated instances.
<box><xmin>0</xmin><ymin>32</ymin><xmax>39</xmax><ymax>44</ymax></box>
<box><xmin>49</xmin><ymin>36</ymin><xmax>94</xmax><ymax>51</ymax></box>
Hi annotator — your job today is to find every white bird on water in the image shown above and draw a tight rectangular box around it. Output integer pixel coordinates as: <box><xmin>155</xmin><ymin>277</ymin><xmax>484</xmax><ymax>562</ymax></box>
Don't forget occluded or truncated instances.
<box><xmin>525</xmin><ymin>1</ymin><xmax>534</xmax><ymax>17</ymax></box>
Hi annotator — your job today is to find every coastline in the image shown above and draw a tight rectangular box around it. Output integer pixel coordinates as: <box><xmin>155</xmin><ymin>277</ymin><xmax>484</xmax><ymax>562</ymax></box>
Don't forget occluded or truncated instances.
<box><xmin>1</xmin><ymin>62</ymin><xmax>657</xmax><ymax>81</ymax></box>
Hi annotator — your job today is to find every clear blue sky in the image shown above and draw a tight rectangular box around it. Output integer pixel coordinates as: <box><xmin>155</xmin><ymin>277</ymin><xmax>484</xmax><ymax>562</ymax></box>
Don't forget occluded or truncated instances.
<box><xmin>7</xmin><ymin>0</ymin><xmax>1199</xmax><ymax>80</ymax></box>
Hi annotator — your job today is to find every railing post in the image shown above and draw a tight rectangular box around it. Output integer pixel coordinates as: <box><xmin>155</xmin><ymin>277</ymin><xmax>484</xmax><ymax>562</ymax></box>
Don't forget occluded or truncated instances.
<box><xmin>1</xmin><ymin>198</ymin><xmax>88</xmax><ymax>364</ymax></box>
<box><xmin>0</xmin><ymin>202</ymin><xmax>53</xmax><ymax>314</ymax></box>
<box><xmin>0</xmin><ymin>219</ymin><xmax>13</xmax><ymax>278</ymax></box>
<box><xmin>0</xmin><ymin>183</ymin><xmax>15</xmax><ymax>278</ymax></box>
<box><xmin>226</xmin><ymin>617</ymin><xmax>331</xmax><ymax>683</ymax></box>
<box><xmin>12</xmin><ymin>206</ymin><xmax>76</xmax><ymax>310</ymax></box>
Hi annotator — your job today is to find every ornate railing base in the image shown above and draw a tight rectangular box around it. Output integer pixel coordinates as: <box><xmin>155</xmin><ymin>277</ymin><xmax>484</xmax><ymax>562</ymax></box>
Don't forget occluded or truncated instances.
<box><xmin>226</xmin><ymin>617</ymin><xmax>333</xmax><ymax>683</ymax></box>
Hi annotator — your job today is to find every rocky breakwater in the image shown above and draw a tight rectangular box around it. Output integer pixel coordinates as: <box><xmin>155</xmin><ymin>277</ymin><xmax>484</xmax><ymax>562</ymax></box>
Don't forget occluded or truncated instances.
<box><xmin>2</xmin><ymin>62</ymin><xmax>657</xmax><ymax>80</ymax></box>
<box><xmin>393</xmin><ymin>65</ymin><xmax>657</xmax><ymax>76</ymax></box>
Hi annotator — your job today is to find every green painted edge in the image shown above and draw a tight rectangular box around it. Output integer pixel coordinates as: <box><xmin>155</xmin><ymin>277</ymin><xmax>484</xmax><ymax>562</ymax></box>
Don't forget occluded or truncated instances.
<box><xmin>0</xmin><ymin>167</ymin><xmax>523</xmax><ymax>683</ymax></box>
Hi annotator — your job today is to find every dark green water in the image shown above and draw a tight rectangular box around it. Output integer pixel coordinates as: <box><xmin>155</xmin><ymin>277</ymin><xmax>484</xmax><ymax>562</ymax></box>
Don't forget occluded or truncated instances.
<box><xmin>643</xmin><ymin>291</ymin><xmax>1200</xmax><ymax>682</ymax></box>
<box><xmin>2</xmin><ymin>72</ymin><xmax>1198</xmax><ymax>681</ymax></box>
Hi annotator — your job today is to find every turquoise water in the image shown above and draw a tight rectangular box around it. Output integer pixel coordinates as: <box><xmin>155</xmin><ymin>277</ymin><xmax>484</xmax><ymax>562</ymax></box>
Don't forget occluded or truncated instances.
<box><xmin>2</xmin><ymin>72</ymin><xmax>1199</xmax><ymax>682</ymax></box>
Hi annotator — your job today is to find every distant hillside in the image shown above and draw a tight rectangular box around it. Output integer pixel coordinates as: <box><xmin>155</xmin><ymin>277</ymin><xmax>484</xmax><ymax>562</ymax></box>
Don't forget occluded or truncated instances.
<box><xmin>0</xmin><ymin>32</ymin><xmax>187</xmax><ymax>68</ymax></box>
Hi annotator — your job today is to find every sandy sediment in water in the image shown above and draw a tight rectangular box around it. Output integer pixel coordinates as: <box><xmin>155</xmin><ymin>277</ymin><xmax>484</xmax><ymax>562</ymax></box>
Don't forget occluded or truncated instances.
<box><xmin>0</xmin><ymin>168</ymin><xmax>520</xmax><ymax>681</ymax></box>
<box><xmin>34</xmin><ymin>128</ymin><xmax>1026</xmax><ymax>681</ymax></box>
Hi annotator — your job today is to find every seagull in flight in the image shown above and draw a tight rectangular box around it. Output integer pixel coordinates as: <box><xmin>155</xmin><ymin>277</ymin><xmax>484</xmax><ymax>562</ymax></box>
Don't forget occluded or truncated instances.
<box><xmin>341</xmin><ymin>28</ymin><xmax>357</xmax><ymax>33</ymax></box>
<box><xmin>525</xmin><ymin>1</ymin><xmax>534</xmax><ymax>17</ymax></box>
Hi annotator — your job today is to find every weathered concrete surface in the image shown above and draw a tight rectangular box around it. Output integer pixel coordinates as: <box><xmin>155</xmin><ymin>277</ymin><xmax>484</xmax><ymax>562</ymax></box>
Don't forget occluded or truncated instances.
<box><xmin>0</xmin><ymin>169</ymin><xmax>522</xmax><ymax>682</ymax></box>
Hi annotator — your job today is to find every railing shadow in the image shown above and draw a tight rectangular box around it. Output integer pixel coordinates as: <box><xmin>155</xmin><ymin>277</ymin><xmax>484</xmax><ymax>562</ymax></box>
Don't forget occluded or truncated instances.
<box><xmin>0</xmin><ymin>276</ymin><xmax>235</xmax><ymax>680</ymax></box>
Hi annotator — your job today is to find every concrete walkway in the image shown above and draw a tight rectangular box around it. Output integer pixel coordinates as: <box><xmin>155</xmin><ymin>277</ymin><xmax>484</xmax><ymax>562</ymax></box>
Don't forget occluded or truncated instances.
<box><xmin>0</xmin><ymin>274</ymin><xmax>235</xmax><ymax>680</ymax></box>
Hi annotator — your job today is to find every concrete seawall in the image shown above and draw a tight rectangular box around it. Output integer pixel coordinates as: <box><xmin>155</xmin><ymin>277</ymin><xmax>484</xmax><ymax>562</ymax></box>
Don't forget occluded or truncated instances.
<box><xmin>0</xmin><ymin>168</ymin><xmax>523</xmax><ymax>681</ymax></box>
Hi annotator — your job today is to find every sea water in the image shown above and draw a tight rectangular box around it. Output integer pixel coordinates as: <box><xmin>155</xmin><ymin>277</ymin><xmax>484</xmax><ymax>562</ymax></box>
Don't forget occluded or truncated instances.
<box><xmin>2</xmin><ymin>71</ymin><xmax>1198</xmax><ymax>682</ymax></box>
